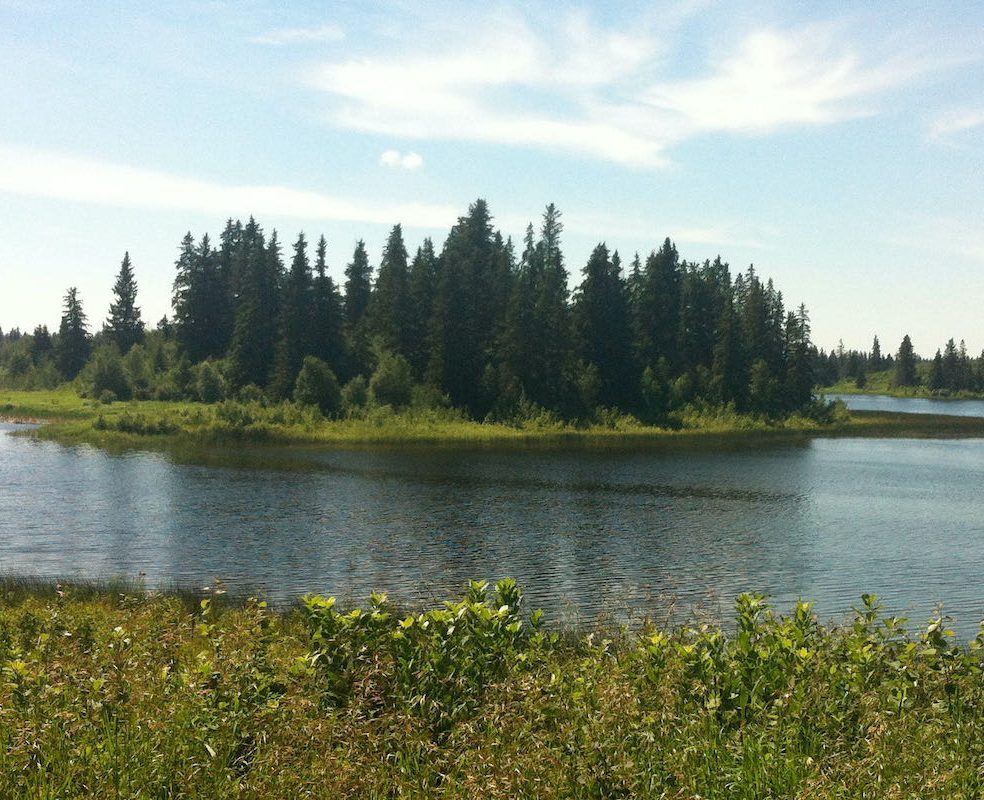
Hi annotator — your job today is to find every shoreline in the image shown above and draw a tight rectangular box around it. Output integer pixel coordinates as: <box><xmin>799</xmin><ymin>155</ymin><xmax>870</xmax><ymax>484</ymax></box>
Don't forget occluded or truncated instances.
<box><xmin>4</xmin><ymin>389</ymin><xmax>984</xmax><ymax>451</ymax></box>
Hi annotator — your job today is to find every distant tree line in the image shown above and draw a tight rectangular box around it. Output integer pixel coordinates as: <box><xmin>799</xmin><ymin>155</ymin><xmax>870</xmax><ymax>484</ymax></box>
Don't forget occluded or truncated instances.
<box><xmin>815</xmin><ymin>333</ymin><xmax>984</xmax><ymax>392</ymax></box>
<box><xmin>1</xmin><ymin>200</ymin><xmax>826</xmax><ymax>421</ymax></box>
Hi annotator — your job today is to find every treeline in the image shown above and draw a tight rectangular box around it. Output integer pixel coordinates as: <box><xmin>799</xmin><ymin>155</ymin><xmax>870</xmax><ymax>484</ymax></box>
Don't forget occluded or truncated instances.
<box><xmin>817</xmin><ymin>334</ymin><xmax>984</xmax><ymax>392</ymax></box>
<box><xmin>0</xmin><ymin>200</ymin><xmax>823</xmax><ymax>422</ymax></box>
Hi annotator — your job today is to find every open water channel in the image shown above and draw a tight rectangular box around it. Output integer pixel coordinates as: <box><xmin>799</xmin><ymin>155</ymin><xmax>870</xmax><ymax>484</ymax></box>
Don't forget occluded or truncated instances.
<box><xmin>1</xmin><ymin>393</ymin><xmax>983</xmax><ymax>634</ymax></box>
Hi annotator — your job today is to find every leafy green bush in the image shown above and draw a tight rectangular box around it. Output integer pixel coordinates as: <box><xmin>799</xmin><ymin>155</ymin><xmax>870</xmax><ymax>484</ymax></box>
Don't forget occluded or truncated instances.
<box><xmin>84</xmin><ymin>344</ymin><xmax>132</xmax><ymax>401</ymax></box>
<box><xmin>293</xmin><ymin>357</ymin><xmax>341</xmax><ymax>417</ymax></box>
<box><xmin>369</xmin><ymin>351</ymin><xmax>414</xmax><ymax>409</ymax></box>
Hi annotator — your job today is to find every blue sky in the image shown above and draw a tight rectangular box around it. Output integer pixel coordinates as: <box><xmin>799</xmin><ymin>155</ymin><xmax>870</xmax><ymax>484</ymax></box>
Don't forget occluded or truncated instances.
<box><xmin>1</xmin><ymin>0</ymin><xmax>982</xmax><ymax>354</ymax></box>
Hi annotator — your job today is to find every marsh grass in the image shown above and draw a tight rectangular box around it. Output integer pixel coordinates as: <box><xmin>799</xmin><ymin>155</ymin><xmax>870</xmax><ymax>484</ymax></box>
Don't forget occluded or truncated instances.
<box><xmin>2</xmin><ymin>580</ymin><xmax>984</xmax><ymax>798</ymax></box>
<box><xmin>5</xmin><ymin>388</ymin><xmax>983</xmax><ymax>452</ymax></box>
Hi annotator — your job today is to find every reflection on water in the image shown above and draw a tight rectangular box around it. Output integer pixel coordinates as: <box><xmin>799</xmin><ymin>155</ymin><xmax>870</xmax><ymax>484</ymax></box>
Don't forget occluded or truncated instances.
<box><xmin>1</xmin><ymin>423</ymin><xmax>983</xmax><ymax>635</ymax></box>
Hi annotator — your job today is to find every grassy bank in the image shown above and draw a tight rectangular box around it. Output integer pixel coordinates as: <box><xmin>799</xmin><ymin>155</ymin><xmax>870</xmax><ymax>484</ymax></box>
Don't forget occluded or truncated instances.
<box><xmin>1</xmin><ymin>580</ymin><xmax>983</xmax><ymax>798</ymax></box>
<box><xmin>823</xmin><ymin>369</ymin><xmax>984</xmax><ymax>400</ymax></box>
<box><xmin>4</xmin><ymin>388</ymin><xmax>984</xmax><ymax>451</ymax></box>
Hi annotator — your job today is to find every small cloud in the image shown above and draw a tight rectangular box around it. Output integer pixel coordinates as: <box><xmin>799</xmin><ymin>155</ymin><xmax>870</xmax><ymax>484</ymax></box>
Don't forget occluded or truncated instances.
<box><xmin>379</xmin><ymin>150</ymin><xmax>424</xmax><ymax>170</ymax></box>
<box><xmin>249</xmin><ymin>24</ymin><xmax>344</xmax><ymax>46</ymax></box>
<box><xmin>930</xmin><ymin>108</ymin><xmax>984</xmax><ymax>140</ymax></box>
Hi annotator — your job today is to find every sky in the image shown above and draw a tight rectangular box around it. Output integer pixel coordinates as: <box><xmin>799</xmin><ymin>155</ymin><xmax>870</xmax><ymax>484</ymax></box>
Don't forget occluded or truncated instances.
<box><xmin>1</xmin><ymin>0</ymin><xmax>982</xmax><ymax>355</ymax></box>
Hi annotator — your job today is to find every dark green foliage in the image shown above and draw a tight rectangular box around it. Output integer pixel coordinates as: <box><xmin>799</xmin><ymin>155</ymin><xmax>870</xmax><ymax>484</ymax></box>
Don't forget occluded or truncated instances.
<box><xmin>227</xmin><ymin>221</ymin><xmax>281</xmax><ymax>389</ymax></box>
<box><xmin>634</xmin><ymin>238</ymin><xmax>681</xmax><ymax>372</ymax></box>
<box><xmin>870</xmin><ymin>335</ymin><xmax>883</xmax><ymax>371</ymax></box>
<box><xmin>367</xmin><ymin>225</ymin><xmax>412</xmax><ymax>359</ymax></box>
<box><xmin>344</xmin><ymin>239</ymin><xmax>372</xmax><ymax>329</ymax></box>
<box><xmin>341</xmin><ymin>375</ymin><xmax>368</xmax><ymax>412</ymax></box>
<box><xmin>498</xmin><ymin>207</ymin><xmax>571</xmax><ymax>413</ymax></box>
<box><xmin>19</xmin><ymin>200</ymin><xmax>836</xmax><ymax>418</ymax></box>
<box><xmin>343</xmin><ymin>240</ymin><xmax>373</xmax><ymax>378</ymax></box>
<box><xmin>427</xmin><ymin>199</ymin><xmax>502</xmax><ymax>415</ymax></box>
<box><xmin>56</xmin><ymin>287</ymin><xmax>90</xmax><ymax>380</ymax></box>
<box><xmin>85</xmin><ymin>343</ymin><xmax>131</xmax><ymax>401</ymax></box>
<box><xmin>783</xmin><ymin>304</ymin><xmax>814</xmax><ymax>410</ymax></box>
<box><xmin>310</xmin><ymin>235</ymin><xmax>346</xmax><ymax>375</ymax></box>
<box><xmin>195</xmin><ymin>360</ymin><xmax>226</xmax><ymax>403</ymax></box>
<box><xmin>104</xmin><ymin>251</ymin><xmax>144</xmax><ymax>353</ymax></box>
<box><xmin>405</xmin><ymin>238</ymin><xmax>439</xmax><ymax>377</ymax></box>
<box><xmin>894</xmin><ymin>334</ymin><xmax>919</xmax><ymax>387</ymax></box>
<box><xmin>294</xmin><ymin>356</ymin><xmax>341</xmax><ymax>416</ymax></box>
<box><xmin>369</xmin><ymin>350</ymin><xmax>413</xmax><ymax>409</ymax></box>
<box><xmin>573</xmin><ymin>244</ymin><xmax>634</xmax><ymax>408</ymax></box>
<box><xmin>272</xmin><ymin>232</ymin><xmax>313</xmax><ymax>398</ymax></box>
<box><xmin>173</xmin><ymin>233</ymin><xmax>226</xmax><ymax>362</ymax></box>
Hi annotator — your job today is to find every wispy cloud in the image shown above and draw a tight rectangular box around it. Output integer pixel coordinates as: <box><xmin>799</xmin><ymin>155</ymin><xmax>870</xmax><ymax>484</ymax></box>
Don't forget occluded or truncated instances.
<box><xmin>304</xmin><ymin>9</ymin><xmax>946</xmax><ymax>168</ymax></box>
<box><xmin>930</xmin><ymin>108</ymin><xmax>984</xmax><ymax>140</ymax></box>
<box><xmin>380</xmin><ymin>150</ymin><xmax>423</xmax><ymax>170</ymax></box>
<box><xmin>0</xmin><ymin>145</ymin><xmax>455</xmax><ymax>228</ymax></box>
<box><xmin>249</xmin><ymin>24</ymin><xmax>344</xmax><ymax>46</ymax></box>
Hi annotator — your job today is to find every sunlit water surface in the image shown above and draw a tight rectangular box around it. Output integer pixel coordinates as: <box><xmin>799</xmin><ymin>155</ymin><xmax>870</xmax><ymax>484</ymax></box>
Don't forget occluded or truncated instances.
<box><xmin>2</xmin><ymin>421</ymin><xmax>983</xmax><ymax>635</ymax></box>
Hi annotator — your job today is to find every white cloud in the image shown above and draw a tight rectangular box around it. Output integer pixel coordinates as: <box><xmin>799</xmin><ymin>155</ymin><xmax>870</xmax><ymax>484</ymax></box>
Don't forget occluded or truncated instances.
<box><xmin>249</xmin><ymin>24</ymin><xmax>344</xmax><ymax>46</ymax></box>
<box><xmin>930</xmin><ymin>108</ymin><xmax>984</xmax><ymax>139</ymax></box>
<box><xmin>304</xmin><ymin>10</ymin><xmax>946</xmax><ymax>168</ymax></box>
<box><xmin>380</xmin><ymin>150</ymin><xmax>423</xmax><ymax>169</ymax></box>
<box><xmin>0</xmin><ymin>145</ymin><xmax>455</xmax><ymax>229</ymax></box>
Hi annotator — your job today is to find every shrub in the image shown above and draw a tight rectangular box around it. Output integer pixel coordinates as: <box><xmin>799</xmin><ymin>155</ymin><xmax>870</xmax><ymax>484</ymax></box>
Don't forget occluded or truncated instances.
<box><xmin>85</xmin><ymin>344</ymin><xmax>132</xmax><ymax>401</ymax></box>
<box><xmin>195</xmin><ymin>360</ymin><xmax>226</xmax><ymax>403</ymax></box>
<box><xmin>369</xmin><ymin>351</ymin><xmax>414</xmax><ymax>409</ymax></box>
<box><xmin>342</xmin><ymin>375</ymin><xmax>369</xmax><ymax>414</ymax></box>
<box><xmin>294</xmin><ymin>357</ymin><xmax>341</xmax><ymax>417</ymax></box>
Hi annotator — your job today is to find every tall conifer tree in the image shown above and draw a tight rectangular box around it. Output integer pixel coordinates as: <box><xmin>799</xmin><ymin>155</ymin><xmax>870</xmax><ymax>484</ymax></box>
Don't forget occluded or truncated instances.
<box><xmin>105</xmin><ymin>252</ymin><xmax>144</xmax><ymax>353</ymax></box>
<box><xmin>57</xmin><ymin>287</ymin><xmax>90</xmax><ymax>379</ymax></box>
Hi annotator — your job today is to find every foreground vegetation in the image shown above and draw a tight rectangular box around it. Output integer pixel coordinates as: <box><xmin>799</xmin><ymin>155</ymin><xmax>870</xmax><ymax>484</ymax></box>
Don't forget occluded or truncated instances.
<box><xmin>5</xmin><ymin>387</ymin><xmax>984</xmax><ymax>450</ymax></box>
<box><xmin>2</xmin><ymin>580</ymin><xmax>983</xmax><ymax>798</ymax></box>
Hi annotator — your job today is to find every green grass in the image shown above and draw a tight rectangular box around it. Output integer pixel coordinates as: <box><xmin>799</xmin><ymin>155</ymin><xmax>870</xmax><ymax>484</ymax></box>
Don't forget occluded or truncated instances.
<box><xmin>2</xmin><ymin>579</ymin><xmax>983</xmax><ymax>798</ymax></box>
<box><xmin>5</xmin><ymin>388</ymin><xmax>984</xmax><ymax>453</ymax></box>
<box><xmin>823</xmin><ymin>368</ymin><xmax>984</xmax><ymax>399</ymax></box>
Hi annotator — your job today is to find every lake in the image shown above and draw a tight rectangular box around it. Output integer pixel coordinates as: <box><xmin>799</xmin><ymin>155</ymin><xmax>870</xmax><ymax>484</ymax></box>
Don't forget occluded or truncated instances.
<box><xmin>2</xmin><ymin>421</ymin><xmax>983</xmax><ymax>636</ymax></box>
<box><xmin>828</xmin><ymin>392</ymin><xmax>984</xmax><ymax>417</ymax></box>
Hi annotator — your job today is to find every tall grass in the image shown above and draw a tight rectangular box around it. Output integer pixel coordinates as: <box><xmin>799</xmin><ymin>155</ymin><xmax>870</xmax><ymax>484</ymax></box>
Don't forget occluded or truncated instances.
<box><xmin>8</xmin><ymin>388</ymin><xmax>982</xmax><ymax>452</ymax></box>
<box><xmin>2</xmin><ymin>580</ymin><xmax>983</xmax><ymax>797</ymax></box>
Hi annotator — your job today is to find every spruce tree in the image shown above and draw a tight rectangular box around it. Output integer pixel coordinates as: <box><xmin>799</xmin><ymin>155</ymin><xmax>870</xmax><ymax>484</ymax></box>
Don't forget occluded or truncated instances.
<box><xmin>635</xmin><ymin>238</ymin><xmax>681</xmax><ymax>373</ymax></box>
<box><xmin>531</xmin><ymin>203</ymin><xmax>571</xmax><ymax>410</ymax></box>
<box><xmin>344</xmin><ymin>240</ymin><xmax>372</xmax><ymax>329</ymax></box>
<box><xmin>870</xmin><ymin>335</ymin><xmax>882</xmax><ymax>371</ymax></box>
<box><xmin>428</xmin><ymin>199</ymin><xmax>501</xmax><ymax>414</ymax></box>
<box><xmin>344</xmin><ymin>240</ymin><xmax>373</xmax><ymax>377</ymax></box>
<box><xmin>57</xmin><ymin>287</ymin><xmax>90</xmax><ymax>379</ymax></box>
<box><xmin>783</xmin><ymin>304</ymin><xmax>814</xmax><ymax>410</ymax></box>
<box><xmin>572</xmin><ymin>243</ymin><xmax>634</xmax><ymax>408</ymax></box>
<box><xmin>310</xmin><ymin>235</ymin><xmax>346</xmax><ymax>375</ymax></box>
<box><xmin>272</xmin><ymin>232</ymin><xmax>313</xmax><ymax>397</ymax></box>
<box><xmin>228</xmin><ymin>219</ymin><xmax>280</xmax><ymax>388</ymax></box>
<box><xmin>940</xmin><ymin>338</ymin><xmax>957</xmax><ymax>390</ymax></box>
<box><xmin>367</xmin><ymin>225</ymin><xmax>411</xmax><ymax>358</ymax></box>
<box><xmin>928</xmin><ymin>349</ymin><xmax>944</xmax><ymax>391</ymax></box>
<box><xmin>894</xmin><ymin>334</ymin><xmax>919</xmax><ymax>387</ymax></box>
<box><xmin>406</xmin><ymin>238</ymin><xmax>439</xmax><ymax>377</ymax></box>
<box><xmin>105</xmin><ymin>251</ymin><xmax>144</xmax><ymax>353</ymax></box>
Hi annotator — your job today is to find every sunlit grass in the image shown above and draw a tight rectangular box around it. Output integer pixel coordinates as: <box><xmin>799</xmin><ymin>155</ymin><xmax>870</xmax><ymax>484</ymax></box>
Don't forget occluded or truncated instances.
<box><xmin>4</xmin><ymin>388</ymin><xmax>984</xmax><ymax>451</ymax></box>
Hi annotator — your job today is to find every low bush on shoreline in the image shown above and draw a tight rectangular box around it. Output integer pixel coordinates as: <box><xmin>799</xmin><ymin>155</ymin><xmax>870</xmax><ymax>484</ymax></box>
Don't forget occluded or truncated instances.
<box><xmin>2</xmin><ymin>580</ymin><xmax>983</xmax><ymax>797</ymax></box>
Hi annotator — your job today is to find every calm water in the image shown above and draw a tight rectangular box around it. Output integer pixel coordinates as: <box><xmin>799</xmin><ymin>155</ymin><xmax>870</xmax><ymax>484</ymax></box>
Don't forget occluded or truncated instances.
<box><xmin>2</xmin><ymin>422</ymin><xmax>984</xmax><ymax>634</ymax></box>
<box><xmin>828</xmin><ymin>393</ymin><xmax>984</xmax><ymax>418</ymax></box>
